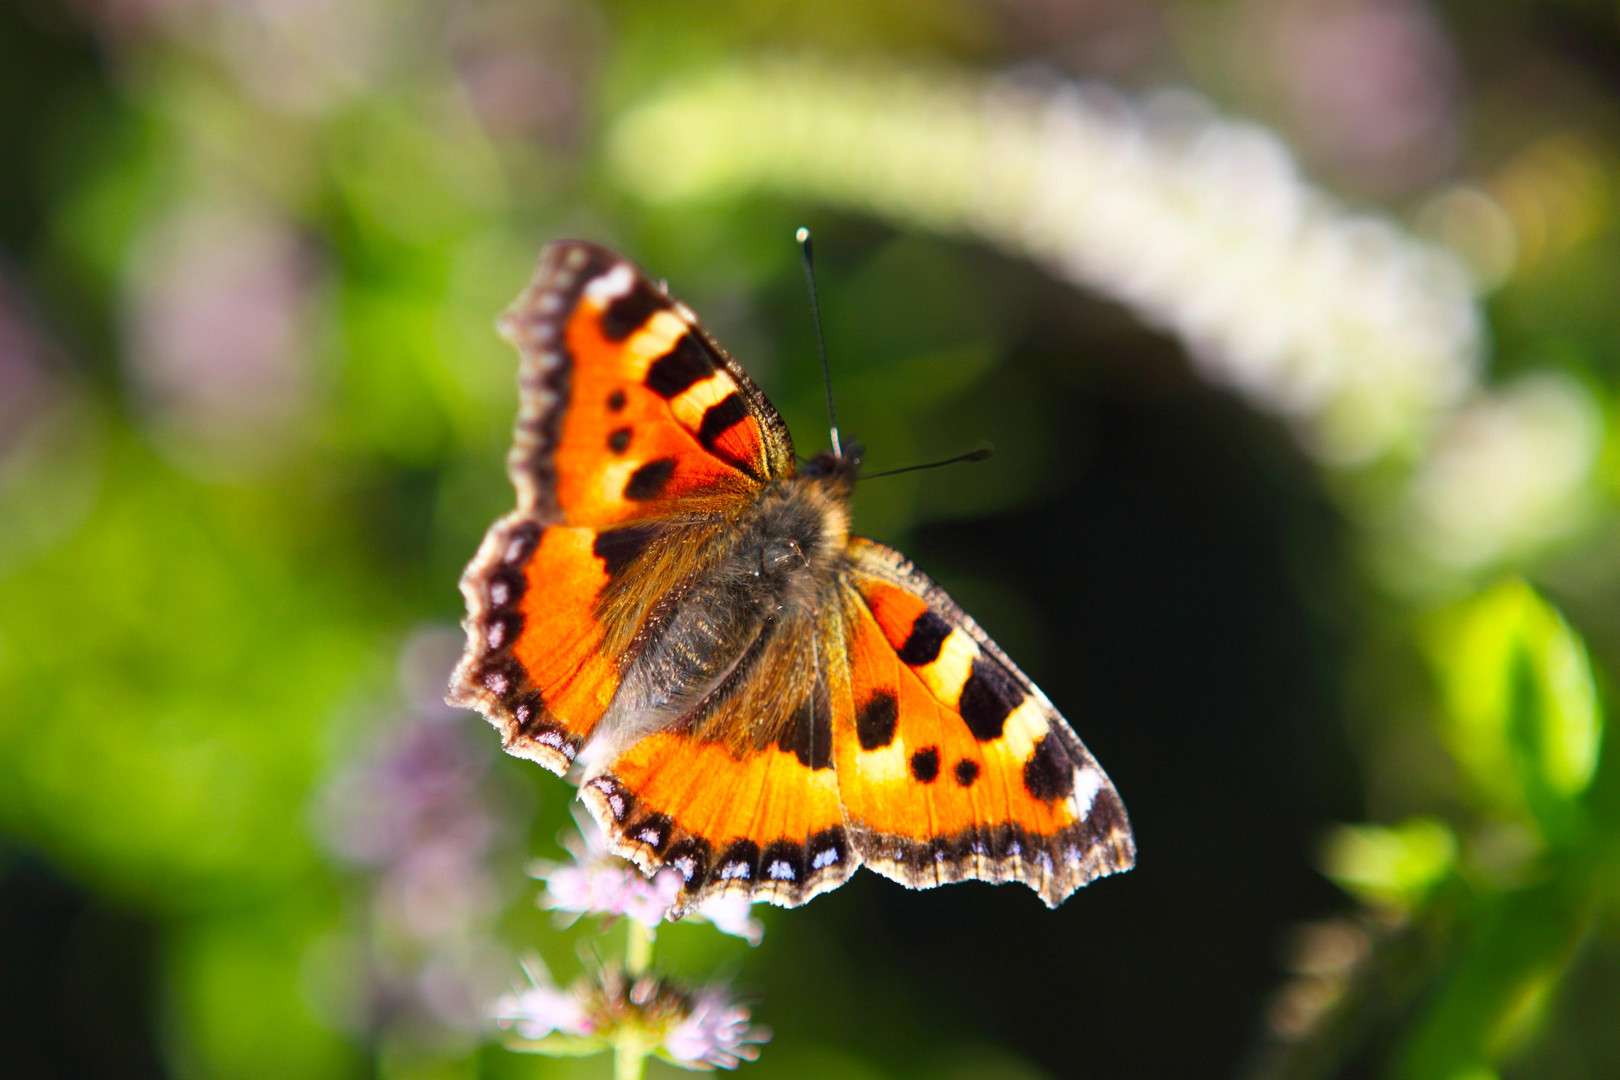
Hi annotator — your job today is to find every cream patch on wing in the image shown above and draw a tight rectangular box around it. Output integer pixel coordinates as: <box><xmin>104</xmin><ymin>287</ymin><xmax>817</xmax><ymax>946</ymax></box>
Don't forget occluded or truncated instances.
<box><xmin>854</xmin><ymin>739</ymin><xmax>909</xmax><ymax>784</ymax></box>
<box><xmin>914</xmin><ymin>629</ymin><xmax>978</xmax><ymax>705</ymax></box>
<box><xmin>998</xmin><ymin>697</ymin><xmax>1052</xmax><ymax>762</ymax></box>
<box><xmin>626</xmin><ymin>311</ymin><xmax>689</xmax><ymax>368</ymax></box>
<box><xmin>598</xmin><ymin>458</ymin><xmax>646</xmax><ymax>503</ymax></box>
<box><xmin>669</xmin><ymin>369</ymin><xmax>742</xmax><ymax>428</ymax></box>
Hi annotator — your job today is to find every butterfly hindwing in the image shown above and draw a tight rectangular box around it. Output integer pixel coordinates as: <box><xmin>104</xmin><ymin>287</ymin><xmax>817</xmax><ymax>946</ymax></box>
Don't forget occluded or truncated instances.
<box><xmin>450</xmin><ymin>243</ymin><xmax>795</xmax><ymax>774</ymax></box>
<box><xmin>582</xmin><ymin>721</ymin><xmax>855</xmax><ymax>914</ymax></box>
<box><xmin>831</xmin><ymin>537</ymin><xmax>1135</xmax><ymax>907</ymax></box>
<box><xmin>582</xmin><ymin>606</ymin><xmax>857</xmax><ymax>912</ymax></box>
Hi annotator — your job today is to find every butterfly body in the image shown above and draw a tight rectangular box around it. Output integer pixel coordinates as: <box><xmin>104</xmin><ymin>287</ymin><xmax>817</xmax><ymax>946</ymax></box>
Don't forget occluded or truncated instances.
<box><xmin>450</xmin><ymin>242</ymin><xmax>1134</xmax><ymax>915</ymax></box>
<box><xmin>592</xmin><ymin>457</ymin><xmax>853</xmax><ymax>766</ymax></box>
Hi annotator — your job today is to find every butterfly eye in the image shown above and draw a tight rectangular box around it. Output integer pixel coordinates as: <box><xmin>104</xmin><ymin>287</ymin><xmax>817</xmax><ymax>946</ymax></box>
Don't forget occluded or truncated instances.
<box><xmin>760</xmin><ymin>539</ymin><xmax>805</xmax><ymax>575</ymax></box>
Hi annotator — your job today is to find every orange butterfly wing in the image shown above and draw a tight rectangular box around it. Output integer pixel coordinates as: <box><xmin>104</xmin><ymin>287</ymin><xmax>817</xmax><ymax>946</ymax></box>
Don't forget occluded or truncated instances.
<box><xmin>581</xmin><ymin>708</ymin><xmax>855</xmax><ymax>912</ymax></box>
<box><xmin>449</xmin><ymin>242</ymin><xmax>794</xmax><ymax>774</ymax></box>
<box><xmin>830</xmin><ymin>537</ymin><xmax>1135</xmax><ymax>907</ymax></box>
<box><xmin>580</xmin><ymin>536</ymin><xmax>1133</xmax><ymax>914</ymax></box>
<box><xmin>454</xmin><ymin>240</ymin><xmax>1133</xmax><ymax>915</ymax></box>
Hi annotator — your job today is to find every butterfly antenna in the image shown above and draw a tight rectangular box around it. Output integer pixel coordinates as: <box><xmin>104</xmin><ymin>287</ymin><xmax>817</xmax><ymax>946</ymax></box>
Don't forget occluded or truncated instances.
<box><xmin>862</xmin><ymin>444</ymin><xmax>995</xmax><ymax>480</ymax></box>
<box><xmin>796</xmin><ymin>227</ymin><xmax>841</xmax><ymax>458</ymax></box>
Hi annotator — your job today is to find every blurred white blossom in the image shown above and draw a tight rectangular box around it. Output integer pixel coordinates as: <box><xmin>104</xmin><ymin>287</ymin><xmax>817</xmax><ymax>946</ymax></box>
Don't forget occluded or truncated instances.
<box><xmin>692</xmin><ymin>896</ymin><xmax>765</xmax><ymax>947</ymax></box>
<box><xmin>1402</xmin><ymin>374</ymin><xmax>1602</xmax><ymax>573</ymax></box>
<box><xmin>608</xmin><ymin>58</ymin><xmax>1482</xmax><ymax>465</ymax></box>
<box><xmin>491</xmin><ymin>963</ymin><xmax>766</xmax><ymax>1070</ymax></box>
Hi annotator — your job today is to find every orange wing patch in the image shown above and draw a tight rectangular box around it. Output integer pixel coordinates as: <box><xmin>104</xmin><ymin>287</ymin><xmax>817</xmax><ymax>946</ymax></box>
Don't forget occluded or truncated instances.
<box><xmin>834</xmin><ymin>543</ymin><xmax>1135</xmax><ymax>907</ymax></box>
<box><xmin>496</xmin><ymin>247</ymin><xmax>788</xmax><ymax>530</ymax></box>
<box><xmin>582</xmin><ymin>722</ymin><xmax>854</xmax><ymax>914</ymax></box>
<box><xmin>449</xmin><ymin>517</ymin><xmax>656</xmax><ymax>775</ymax></box>
<box><xmin>455</xmin><ymin>242</ymin><xmax>798</xmax><ymax>776</ymax></box>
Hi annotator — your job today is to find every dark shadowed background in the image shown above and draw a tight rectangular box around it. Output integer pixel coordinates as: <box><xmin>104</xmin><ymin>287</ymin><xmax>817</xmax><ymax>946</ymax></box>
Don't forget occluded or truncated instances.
<box><xmin>4</xmin><ymin>2</ymin><xmax>1620</xmax><ymax>1079</ymax></box>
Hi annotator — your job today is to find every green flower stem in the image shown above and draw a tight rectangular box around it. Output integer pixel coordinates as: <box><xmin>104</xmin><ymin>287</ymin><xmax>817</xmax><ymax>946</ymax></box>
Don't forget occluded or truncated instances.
<box><xmin>626</xmin><ymin>919</ymin><xmax>654</xmax><ymax>977</ymax></box>
<box><xmin>614</xmin><ymin>1036</ymin><xmax>650</xmax><ymax>1080</ymax></box>
<box><xmin>614</xmin><ymin>921</ymin><xmax>657</xmax><ymax>1080</ymax></box>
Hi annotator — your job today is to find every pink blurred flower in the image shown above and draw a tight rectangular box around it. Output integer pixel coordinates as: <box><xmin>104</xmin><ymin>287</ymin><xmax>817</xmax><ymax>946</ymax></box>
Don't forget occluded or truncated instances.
<box><xmin>492</xmin><ymin>960</ymin><xmax>594</xmax><ymax>1041</ymax></box>
<box><xmin>534</xmin><ymin>811</ymin><xmax>765</xmax><ymax>942</ymax></box>
<box><xmin>448</xmin><ymin>0</ymin><xmax>602</xmax><ymax>145</ymax></box>
<box><xmin>533</xmin><ymin>813</ymin><xmax>684</xmax><ymax>929</ymax></box>
<box><xmin>693</xmin><ymin>896</ymin><xmax>764</xmax><ymax>947</ymax></box>
<box><xmin>124</xmin><ymin>203</ymin><xmax>321</xmax><ymax>466</ymax></box>
<box><xmin>311</xmin><ymin>627</ymin><xmax>520</xmax><ymax>1035</ymax></box>
<box><xmin>0</xmin><ymin>268</ymin><xmax>61</xmax><ymax>456</ymax></box>
<box><xmin>663</xmin><ymin>988</ymin><xmax>769</xmax><ymax>1070</ymax></box>
<box><xmin>1267</xmin><ymin>0</ymin><xmax>1462</xmax><ymax>196</ymax></box>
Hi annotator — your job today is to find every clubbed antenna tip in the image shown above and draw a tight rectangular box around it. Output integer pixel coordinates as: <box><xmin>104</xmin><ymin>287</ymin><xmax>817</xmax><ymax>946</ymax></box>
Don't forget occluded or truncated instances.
<box><xmin>796</xmin><ymin>228</ymin><xmax>840</xmax><ymax>459</ymax></box>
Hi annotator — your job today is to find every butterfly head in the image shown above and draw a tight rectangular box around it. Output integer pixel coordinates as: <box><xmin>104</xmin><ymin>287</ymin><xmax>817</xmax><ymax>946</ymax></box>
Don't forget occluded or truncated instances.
<box><xmin>800</xmin><ymin>441</ymin><xmax>864</xmax><ymax>492</ymax></box>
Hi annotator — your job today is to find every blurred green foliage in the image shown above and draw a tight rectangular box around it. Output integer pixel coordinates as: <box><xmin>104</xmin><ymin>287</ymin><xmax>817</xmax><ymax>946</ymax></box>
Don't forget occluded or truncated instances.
<box><xmin>5</xmin><ymin>2</ymin><xmax>1620</xmax><ymax>1079</ymax></box>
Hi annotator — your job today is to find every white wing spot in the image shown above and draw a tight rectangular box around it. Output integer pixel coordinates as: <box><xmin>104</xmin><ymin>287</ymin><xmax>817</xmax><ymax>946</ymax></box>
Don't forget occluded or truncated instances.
<box><xmin>1072</xmin><ymin>766</ymin><xmax>1104</xmax><ymax>819</ymax></box>
<box><xmin>719</xmin><ymin>860</ymin><xmax>751</xmax><ymax>881</ymax></box>
<box><xmin>584</xmin><ymin>264</ymin><xmax>635</xmax><ymax>306</ymax></box>
<box><xmin>812</xmin><ymin>847</ymin><xmax>838</xmax><ymax>870</ymax></box>
<box><xmin>767</xmin><ymin>860</ymin><xmax>795</xmax><ymax>881</ymax></box>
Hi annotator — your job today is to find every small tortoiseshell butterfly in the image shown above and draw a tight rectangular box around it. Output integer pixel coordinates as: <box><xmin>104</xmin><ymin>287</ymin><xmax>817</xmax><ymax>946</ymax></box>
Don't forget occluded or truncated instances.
<box><xmin>449</xmin><ymin>241</ymin><xmax>1134</xmax><ymax>914</ymax></box>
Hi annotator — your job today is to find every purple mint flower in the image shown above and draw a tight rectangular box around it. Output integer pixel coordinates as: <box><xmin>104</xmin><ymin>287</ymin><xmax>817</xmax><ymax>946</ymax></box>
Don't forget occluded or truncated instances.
<box><xmin>533</xmin><ymin>812</ymin><xmax>683</xmax><ymax>928</ymax></box>
<box><xmin>662</xmin><ymin>988</ymin><xmax>769</xmax><ymax>1070</ymax></box>
<box><xmin>491</xmin><ymin>960</ymin><xmax>593</xmax><ymax>1041</ymax></box>
<box><xmin>692</xmin><ymin>895</ymin><xmax>764</xmax><ymax>947</ymax></box>
<box><xmin>534</xmin><ymin>812</ymin><xmax>765</xmax><ymax>941</ymax></box>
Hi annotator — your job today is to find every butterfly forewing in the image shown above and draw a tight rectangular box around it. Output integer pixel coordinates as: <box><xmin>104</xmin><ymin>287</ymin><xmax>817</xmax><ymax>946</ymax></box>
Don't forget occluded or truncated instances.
<box><xmin>449</xmin><ymin>242</ymin><xmax>795</xmax><ymax>773</ymax></box>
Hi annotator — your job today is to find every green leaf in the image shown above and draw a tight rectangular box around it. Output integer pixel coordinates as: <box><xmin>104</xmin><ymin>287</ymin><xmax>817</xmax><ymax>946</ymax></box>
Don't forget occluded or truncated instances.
<box><xmin>1394</xmin><ymin>881</ymin><xmax>1590</xmax><ymax>1080</ymax></box>
<box><xmin>1321</xmin><ymin>818</ymin><xmax>1457</xmax><ymax>909</ymax></box>
<box><xmin>1423</xmin><ymin>579</ymin><xmax>1603</xmax><ymax>838</ymax></box>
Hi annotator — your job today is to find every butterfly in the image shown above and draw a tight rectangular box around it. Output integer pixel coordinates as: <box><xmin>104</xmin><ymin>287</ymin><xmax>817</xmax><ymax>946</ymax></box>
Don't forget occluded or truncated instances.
<box><xmin>449</xmin><ymin>240</ymin><xmax>1134</xmax><ymax>915</ymax></box>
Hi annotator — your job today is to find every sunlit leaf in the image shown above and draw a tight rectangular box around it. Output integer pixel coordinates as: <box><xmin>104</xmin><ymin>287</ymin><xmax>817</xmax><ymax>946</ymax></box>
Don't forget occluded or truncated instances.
<box><xmin>1423</xmin><ymin>579</ymin><xmax>1602</xmax><ymax>836</ymax></box>
<box><xmin>1321</xmin><ymin>818</ymin><xmax>1457</xmax><ymax>909</ymax></box>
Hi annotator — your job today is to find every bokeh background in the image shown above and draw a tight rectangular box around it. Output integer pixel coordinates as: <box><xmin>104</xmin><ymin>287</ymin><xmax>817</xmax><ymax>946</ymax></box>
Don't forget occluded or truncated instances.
<box><xmin>4</xmin><ymin>1</ymin><xmax>1620</xmax><ymax>1078</ymax></box>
